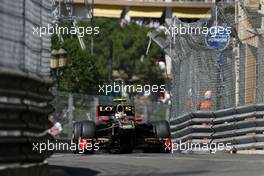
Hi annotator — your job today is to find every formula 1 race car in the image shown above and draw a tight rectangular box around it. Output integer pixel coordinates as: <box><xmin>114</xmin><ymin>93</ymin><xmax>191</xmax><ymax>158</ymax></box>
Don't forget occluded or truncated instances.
<box><xmin>71</xmin><ymin>98</ymin><xmax>171</xmax><ymax>154</ymax></box>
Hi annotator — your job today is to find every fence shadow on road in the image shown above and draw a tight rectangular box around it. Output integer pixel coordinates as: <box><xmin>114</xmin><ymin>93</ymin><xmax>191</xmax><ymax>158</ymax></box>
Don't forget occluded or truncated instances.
<box><xmin>49</xmin><ymin>165</ymin><xmax>209</xmax><ymax>176</ymax></box>
<box><xmin>49</xmin><ymin>165</ymin><xmax>99</xmax><ymax>176</ymax></box>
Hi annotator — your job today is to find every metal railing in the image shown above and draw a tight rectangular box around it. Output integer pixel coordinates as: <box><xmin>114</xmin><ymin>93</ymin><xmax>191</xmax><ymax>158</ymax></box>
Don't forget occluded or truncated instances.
<box><xmin>170</xmin><ymin>103</ymin><xmax>264</xmax><ymax>152</ymax></box>
<box><xmin>0</xmin><ymin>0</ymin><xmax>53</xmax><ymax>175</ymax></box>
<box><xmin>0</xmin><ymin>68</ymin><xmax>54</xmax><ymax>172</ymax></box>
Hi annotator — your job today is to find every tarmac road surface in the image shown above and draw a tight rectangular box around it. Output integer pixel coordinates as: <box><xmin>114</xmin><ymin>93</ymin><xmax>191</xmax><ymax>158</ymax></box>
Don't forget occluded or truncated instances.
<box><xmin>48</xmin><ymin>153</ymin><xmax>264</xmax><ymax>176</ymax></box>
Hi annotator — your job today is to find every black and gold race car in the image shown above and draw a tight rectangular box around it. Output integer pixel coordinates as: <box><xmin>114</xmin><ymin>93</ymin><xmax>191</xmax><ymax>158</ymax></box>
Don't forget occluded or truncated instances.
<box><xmin>72</xmin><ymin>98</ymin><xmax>171</xmax><ymax>154</ymax></box>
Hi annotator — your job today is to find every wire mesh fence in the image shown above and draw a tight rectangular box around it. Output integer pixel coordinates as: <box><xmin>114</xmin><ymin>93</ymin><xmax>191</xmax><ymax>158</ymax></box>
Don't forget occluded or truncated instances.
<box><xmin>0</xmin><ymin>0</ymin><xmax>52</xmax><ymax>76</ymax></box>
<box><xmin>52</xmin><ymin>91</ymin><xmax>97</xmax><ymax>138</ymax></box>
<box><xmin>149</xmin><ymin>1</ymin><xmax>264</xmax><ymax>117</ymax></box>
<box><xmin>0</xmin><ymin>0</ymin><xmax>53</xmax><ymax>174</ymax></box>
<box><xmin>169</xmin><ymin>4</ymin><xmax>236</xmax><ymax>117</ymax></box>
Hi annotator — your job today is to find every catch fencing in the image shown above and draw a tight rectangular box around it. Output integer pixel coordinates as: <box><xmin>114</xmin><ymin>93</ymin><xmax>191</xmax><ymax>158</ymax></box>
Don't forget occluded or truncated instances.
<box><xmin>170</xmin><ymin>103</ymin><xmax>264</xmax><ymax>152</ymax></box>
<box><xmin>52</xmin><ymin>92</ymin><xmax>98</xmax><ymax>138</ymax></box>
<box><xmin>168</xmin><ymin>2</ymin><xmax>264</xmax><ymax>116</ymax></box>
<box><xmin>0</xmin><ymin>0</ymin><xmax>53</xmax><ymax>175</ymax></box>
<box><xmin>149</xmin><ymin>2</ymin><xmax>264</xmax><ymax>117</ymax></box>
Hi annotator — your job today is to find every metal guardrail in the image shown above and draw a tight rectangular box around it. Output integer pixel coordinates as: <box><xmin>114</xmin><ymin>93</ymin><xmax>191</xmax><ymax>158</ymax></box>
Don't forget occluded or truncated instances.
<box><xmin>170</xmin><ymin>111</ymin><xmax>214</xmax><ymax>144</ymax></box>
<box><xmin>170</xmin><ymin>103</ymin><xmax>264</xmax><ymax>152</ymax></box>
<box><xmin>0</xmin><ymin>68</ymin><xmax>54</xmax><ymax>175</ymax></box>
<box><xmin>1</xmin><ymin>0</ymin><xmax>53</xmax><ymax>174</ymax></box>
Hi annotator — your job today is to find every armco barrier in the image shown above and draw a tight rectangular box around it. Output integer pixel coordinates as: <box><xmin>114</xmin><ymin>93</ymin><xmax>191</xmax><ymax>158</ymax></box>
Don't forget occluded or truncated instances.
<box><xmin>0</xmin><ymin>69</ymin><xmax>54</xmax><ymax>175</ymax></box>
<box><xmin>0</xmin><ymin>0</ymin><xmax>53</xmax><ymax>175</ymax></box>
<box><xmin>171</xmin><ymin>111</ymin><xmax>214</xmax><ymax>146</ymax></box>
<box><xmin>170</xmin><ymin>104</ymin><xmax>264</xmax><ymax>152</ymax></box>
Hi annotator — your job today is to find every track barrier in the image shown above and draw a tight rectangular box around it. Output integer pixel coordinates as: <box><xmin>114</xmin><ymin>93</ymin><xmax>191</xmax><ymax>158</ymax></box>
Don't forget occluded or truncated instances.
<box><xmin>170</xmin><ymin>104</ymin><xmax>264</xmax><ymax>153</ymax></box>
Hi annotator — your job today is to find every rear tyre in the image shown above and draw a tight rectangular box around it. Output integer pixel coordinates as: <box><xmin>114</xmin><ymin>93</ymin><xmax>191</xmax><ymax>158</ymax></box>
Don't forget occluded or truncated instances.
<box><xmin>152</xmin><ymin>120</ymin><xmax>170</xmax><ymax>138</ymax></box>
<box><xmin>146</xmin><ymin>120</ymin><xmax>171</xmax><ymax>153</ymax></box>
<box><xmin>72</xmin><ymin>122</ymin><xmax>82</xmax><ymax>154</ymax></box>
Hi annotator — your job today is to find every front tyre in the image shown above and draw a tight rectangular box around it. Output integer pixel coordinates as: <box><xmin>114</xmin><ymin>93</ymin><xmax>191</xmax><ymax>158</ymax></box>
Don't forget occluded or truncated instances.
<box><xmin>72</xmin><ymin>122</ymin><xmax>82</xmax><ymax>154</ymax></box>
<box><xmin>81</xmin><ymin>120</ymin><xmax>96</xmax><ymax>139</ymax></box>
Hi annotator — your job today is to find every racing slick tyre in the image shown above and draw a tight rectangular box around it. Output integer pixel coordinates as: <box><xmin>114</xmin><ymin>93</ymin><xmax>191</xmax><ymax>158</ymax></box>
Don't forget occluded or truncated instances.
<box><xmin>81</xmin><ymin>121</ymin><xmax>96</xmax><ymax>154</ymax></box>
<box><xmin>81</xmin><ymin>120</ymin><xmax>96</xmax><ymax>138</ymax></box>
<box><xmin>72</xmin><ymin>122</ymin><xmax>82</xmax><ymax>154</ymax></box>
<box><xmin>144</xmin><ymin>120</ymin><xmax>170</xmax><ymax>153</ymax></box>
<box><xmin>152</xmin><ymin>120</ymin><xmax>170</xmax><ymax>138</ymax></box>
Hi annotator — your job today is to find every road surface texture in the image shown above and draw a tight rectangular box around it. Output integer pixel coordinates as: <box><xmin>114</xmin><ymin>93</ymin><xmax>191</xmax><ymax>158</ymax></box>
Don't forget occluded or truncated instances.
<box><xmin>48</xmin><ymin>153</ymin><xmax>264</xmax><ymax>176</ymax></box>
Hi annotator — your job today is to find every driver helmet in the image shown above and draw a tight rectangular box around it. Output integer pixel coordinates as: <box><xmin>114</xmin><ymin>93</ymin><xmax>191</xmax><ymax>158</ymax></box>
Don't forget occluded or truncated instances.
<box><xmin>115</xmin><ymin>111</ymin><xmax>127</xmax><ymax>119</ymax></box>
